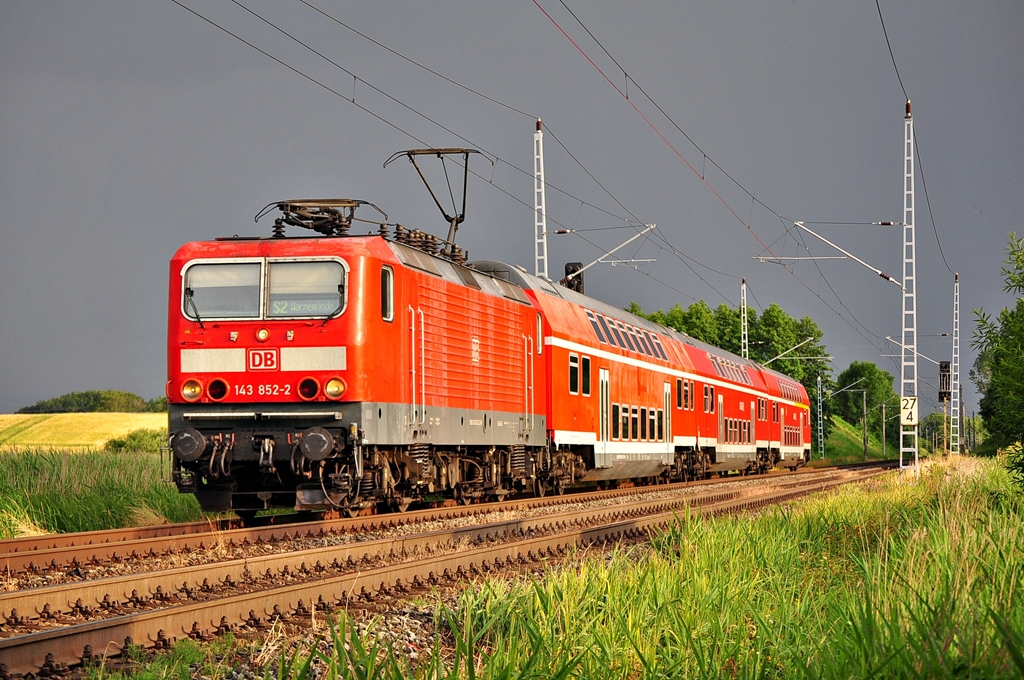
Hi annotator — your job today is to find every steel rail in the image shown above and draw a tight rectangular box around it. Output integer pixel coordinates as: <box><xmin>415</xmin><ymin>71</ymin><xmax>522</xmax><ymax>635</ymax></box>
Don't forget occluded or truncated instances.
<box><xmin>0</xmin><ymin>468</ymin><xmax>886</xmax><ymax>675</ymax></box>
<box><xmin>1</xmin><ymin>462</ymin><xmax>895</xmax><ymax>574</ymax></box>
<box><xmin>1</xmin><ymin>487</ymin><xmax>749</xmax><ymax>629</ymax></box>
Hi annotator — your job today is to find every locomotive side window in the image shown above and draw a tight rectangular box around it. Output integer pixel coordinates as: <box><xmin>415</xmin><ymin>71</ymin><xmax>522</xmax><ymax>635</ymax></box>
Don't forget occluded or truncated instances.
<box><xmin>536</xmin><ymin>314</ymin><xmax>543</xmax><ymax>354</ymax></box>
<box><xmin>612</xmin><ymin>404</ymin><xmax>620</xmax><ymax>439</ymax></box>
<box><xmin>183</xmin><ymin>262</ymin><xmax>261</xmax><ymax>319</ymax></box>
<box><xmin>267</xmin><ymin>261</ymin><xmax>345</xmax><ymax>318</ymax></box>
<box><xmin>569</xmin><ymin>354</ymin><xmax>579</xmax><ymax>395</ymax></box>
<box><xmin>581</xmin><ymin>356</ymin><xmax>591</xmax><ymax>397</ymax></box>
<box><xmin>381</xmin><ymin>266</ymin><xmax>394</xmax><ymax>322</ymax></box>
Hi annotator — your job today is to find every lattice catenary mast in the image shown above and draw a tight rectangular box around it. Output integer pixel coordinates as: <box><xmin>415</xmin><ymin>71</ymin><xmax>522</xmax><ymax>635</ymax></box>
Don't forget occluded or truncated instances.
<box><xmin>741</xmin><ymin>279</ymin><xmax>749</xmax><ymax>360</ymax></box>
<box><xmin>900</xmin><ymin>100</ymin><xmax>919</xmax><ymax>478</ymax></box>
<box><xmin>817</xmin><ymin>374</ymin><xmax>825</xmax><ymax>460</ymax></box>
<box><xmin>951</xmin><ymin>273</ymin><xmax>960</xmax><ymax>454</ymax></box>
<box><xmin>534</xmin><ymin>119</ymin><xmax>549</xmax><ymax>280</ymax></box>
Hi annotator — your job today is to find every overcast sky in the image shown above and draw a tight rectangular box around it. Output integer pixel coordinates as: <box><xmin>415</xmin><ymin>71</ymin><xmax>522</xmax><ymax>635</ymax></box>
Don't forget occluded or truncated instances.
<box><xmin>2</xmin><ymin>1</ymin><xmax>1021</xmax><ymax>416</ymax></box>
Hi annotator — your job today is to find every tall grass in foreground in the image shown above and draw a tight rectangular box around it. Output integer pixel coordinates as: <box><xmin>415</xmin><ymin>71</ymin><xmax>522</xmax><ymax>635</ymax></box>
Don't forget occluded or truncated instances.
<box><xmin>280</xmin><ymin>458</ymin><xmax>1022</xmax><ymax>679</ymax></box>
<box><xmin>0</xmin><ymin>448</ymin><xmax>204</xmax><ymax>537</ymax></box>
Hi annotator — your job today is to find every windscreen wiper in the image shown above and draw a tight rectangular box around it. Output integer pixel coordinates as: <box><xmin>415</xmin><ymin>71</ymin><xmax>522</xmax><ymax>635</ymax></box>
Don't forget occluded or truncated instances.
<box><xmin>184</xmin><ymin>287</ymin><xmax>205</xmax><ymax>329</ymax></box>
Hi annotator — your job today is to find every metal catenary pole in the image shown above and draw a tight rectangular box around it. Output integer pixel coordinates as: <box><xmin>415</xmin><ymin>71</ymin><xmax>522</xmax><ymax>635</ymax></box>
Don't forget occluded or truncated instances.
<box><xmin>534</xmin><ymin>119</ymin><xmax>549</xmax><ymax>280</ymax></box>
<box><xmin>950</xmin><ymin>273</ymin><xmax>960</xmax><ymax>454</ymax></box>
<box><xmin>741</xmin><ymin>279</ymin><xmax>749</xmax><ymax>360</ymax></box>
<box><xmin>817</xmin><ymin>373</ymin><xmax>825</xmax><ymax>460</ymax></box>
<box><xmin>900</xmin><ymin>100</ymin><xmax>920</xmax><ymax>480</ymax></box>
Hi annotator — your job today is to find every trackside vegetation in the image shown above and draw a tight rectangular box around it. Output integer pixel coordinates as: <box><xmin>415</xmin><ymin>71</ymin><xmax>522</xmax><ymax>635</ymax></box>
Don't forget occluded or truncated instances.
<box><xmin>0</xmin><ymin>449</ymin><xmax>202</xmax><ymax>537</ymax></box>
<box><xmin>102</xmin><ymin>458</ymin><xmax>1023</xmax><ymax>679</ymax></box>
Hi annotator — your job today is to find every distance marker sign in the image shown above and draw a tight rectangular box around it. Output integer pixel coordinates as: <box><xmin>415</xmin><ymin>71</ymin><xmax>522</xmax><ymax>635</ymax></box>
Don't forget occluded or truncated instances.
<box><xmin>901</xmin><ymin>396</ymin><xmax>919</xmax><ymax>426</ymax></box>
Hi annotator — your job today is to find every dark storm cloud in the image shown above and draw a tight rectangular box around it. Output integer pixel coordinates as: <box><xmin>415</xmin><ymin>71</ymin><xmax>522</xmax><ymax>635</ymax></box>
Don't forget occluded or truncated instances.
<box><xmin>1</xmin><ymin>1</ymin><xmax>1022</xmax><ymax>415</ymax></box>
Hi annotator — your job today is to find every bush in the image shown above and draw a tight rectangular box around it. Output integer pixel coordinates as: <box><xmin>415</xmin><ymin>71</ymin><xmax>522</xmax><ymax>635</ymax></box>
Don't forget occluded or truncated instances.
<box><xmin>104</xmin><ymin>428</ymin><xmax>168</xmax><ymax>453</ymax></box>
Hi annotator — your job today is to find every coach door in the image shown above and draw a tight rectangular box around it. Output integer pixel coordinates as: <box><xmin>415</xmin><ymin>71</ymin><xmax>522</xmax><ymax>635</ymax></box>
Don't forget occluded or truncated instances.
<box><xmin>598</xmin><ymin>368</ymin><xmax>610</xmax><ymax>456</ymax></box>
<box><xmin>717</xmin><ymin>393</ymin><xmax>725</xmax><ymax>446</ymax></box>
<box><xmin>664</xmin><ymin>382</ymin><xmax>673</xmax><ymax>455</ymax></box>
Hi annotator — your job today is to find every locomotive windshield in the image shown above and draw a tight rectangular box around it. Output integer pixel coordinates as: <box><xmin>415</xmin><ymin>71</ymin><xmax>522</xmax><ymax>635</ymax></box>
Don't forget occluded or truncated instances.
<box><xmin>267</xmin><ymin>261</ymin><xmax>344</xmax><ymax>318</ymax></box>
<box><xmin>184</xmin><ymin>263</ymin><xmax>261</xmax><ymax>319</ymax></box>
<box><xmin>182</xmin><ymin>259</ymin><xmax>346</xmax><ymax>320</ymax></box>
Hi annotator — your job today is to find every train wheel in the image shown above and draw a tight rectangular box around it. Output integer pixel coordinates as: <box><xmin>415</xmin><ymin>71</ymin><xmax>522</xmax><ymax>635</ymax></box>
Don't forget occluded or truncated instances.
<box><xmin>534</xmin><ymin>478</ymin><xmax>547</xmax><ymax>498</ymax></box>
<box><xmin>234</xmin><ymin>510</ymin><xmax>258</xmax><ymax>527</ymax></box>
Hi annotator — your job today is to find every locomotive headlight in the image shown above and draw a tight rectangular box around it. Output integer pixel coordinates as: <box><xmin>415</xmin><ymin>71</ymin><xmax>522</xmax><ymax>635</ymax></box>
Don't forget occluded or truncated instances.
<box><xmin>256</xmin><ymin>328</ymin><xmax>271</xmax><ymax>342</ymax></box>
<box><xmin>324</xmin><ymin>378</ymin><xmax>346</xmax><ymax>399</ymax></box>
<box><xmin>181</xmin><ymin>380</ymin><xmax>203</xmax><ymax>402</ymax></box>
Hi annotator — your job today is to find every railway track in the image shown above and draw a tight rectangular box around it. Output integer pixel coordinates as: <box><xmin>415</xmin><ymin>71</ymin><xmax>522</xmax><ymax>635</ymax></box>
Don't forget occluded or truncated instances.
<box><xmin>0</xmin><ymin>462</ymin><xmax>893</xmax><ymax>578</ymax></box>
<box><xmin>0</xmin><ymin>464</ymin><xmax>889</xmax><ymax>676</ymax></box>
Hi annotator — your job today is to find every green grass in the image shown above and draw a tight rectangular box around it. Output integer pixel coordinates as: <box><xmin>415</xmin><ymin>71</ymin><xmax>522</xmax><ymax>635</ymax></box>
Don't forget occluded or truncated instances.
<box><xmin>0</xmin><ymin>448</ymin><xmax>204</xmax><ymax>537</ymax></box>
<box><xmin>254</xmin><ymin>457</ymin><xmax>1020</xmax><ymax>678</ymax></box>
<box><xmin>813</xmin><ymin>414</ymin><xmax>906</xmax><ymax>466</ymax></box>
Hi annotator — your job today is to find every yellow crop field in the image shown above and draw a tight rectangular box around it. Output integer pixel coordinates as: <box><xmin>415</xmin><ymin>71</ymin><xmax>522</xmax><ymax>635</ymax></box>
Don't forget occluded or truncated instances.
<box><xmin>0</xmin><ymin>413</ymin><xmax>167</xmax><ymax>449</ymax></box>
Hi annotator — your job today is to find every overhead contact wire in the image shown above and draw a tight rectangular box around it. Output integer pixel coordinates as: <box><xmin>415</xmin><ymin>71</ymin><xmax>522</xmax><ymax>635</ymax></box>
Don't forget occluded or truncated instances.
<box><xmin>532</xmin><ymin>0</ymin><xmax>780</xmax><ymax>261</ymax></box>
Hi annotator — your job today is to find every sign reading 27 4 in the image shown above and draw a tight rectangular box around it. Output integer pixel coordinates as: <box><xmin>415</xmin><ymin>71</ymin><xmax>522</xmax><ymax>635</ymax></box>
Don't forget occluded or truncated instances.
<box><xmin>900</xmin><ymin>396</ymin><xmax>919</xmax><ymax>426</ymax></box>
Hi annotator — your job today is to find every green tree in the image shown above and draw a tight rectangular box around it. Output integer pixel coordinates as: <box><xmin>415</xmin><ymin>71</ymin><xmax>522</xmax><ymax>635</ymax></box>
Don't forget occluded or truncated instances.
<box><xmin>973</xmin><ymin>232</ymin><xmax>1024</xmax><ymax>480</ymax></box>
<box><xmin>18</xmin><ymin>390</ymin><xmax>147</xmax><ymax>413</ymax></box>
<box><xmin>630</xmin><ymin>299</ymin><xmax>836</xmax><ymax>442</ymax></box>
<box><xmin>833</xmin><ymin>362</ymin><xmax>899</xmax><ymax>447</ymax></box>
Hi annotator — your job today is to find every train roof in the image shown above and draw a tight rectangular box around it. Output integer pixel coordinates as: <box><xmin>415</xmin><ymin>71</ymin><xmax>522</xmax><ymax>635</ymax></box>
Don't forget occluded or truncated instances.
<box><xmin>469</xmin><ymin>259</ymin><xmax>802</xmax><ymax>390</ymax></box>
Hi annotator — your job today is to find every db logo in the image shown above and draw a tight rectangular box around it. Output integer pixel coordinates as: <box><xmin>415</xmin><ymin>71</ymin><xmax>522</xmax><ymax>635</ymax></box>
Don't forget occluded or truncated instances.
<box><xmin>247</xmin><ymin>348</ymin><xmax>279</xmax><ymax>371</ymax></box>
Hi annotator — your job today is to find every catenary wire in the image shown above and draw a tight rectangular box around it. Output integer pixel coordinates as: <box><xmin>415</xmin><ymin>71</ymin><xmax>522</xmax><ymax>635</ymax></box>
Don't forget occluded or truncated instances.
<box><xmin>542</xmin><ymin>0</ymin><xmax>897</xmax><ymax>363</ymax></box>
<box><xmin>875</xmin><ymin>0</ymin><xmax>954</xmax><ymax>275</ymax></box>
<box><xmin>229</xmin><ymin>0</ymin><xmax>747</xmax><ymax>296</ymax></box>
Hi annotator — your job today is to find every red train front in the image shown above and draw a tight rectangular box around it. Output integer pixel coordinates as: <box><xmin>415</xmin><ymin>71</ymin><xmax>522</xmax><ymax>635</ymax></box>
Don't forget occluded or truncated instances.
<box><xmin>167</xmin><ymin>200</ymin><xmax>553</xmax><ymax>516</ymax></box>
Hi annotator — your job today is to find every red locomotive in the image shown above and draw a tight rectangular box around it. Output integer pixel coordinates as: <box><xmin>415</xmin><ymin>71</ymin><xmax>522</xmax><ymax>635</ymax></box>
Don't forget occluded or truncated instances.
<box><xmin>167</xmin><ymin>153</ymin><xmax>810</xmax><ymax>517</ymax></box>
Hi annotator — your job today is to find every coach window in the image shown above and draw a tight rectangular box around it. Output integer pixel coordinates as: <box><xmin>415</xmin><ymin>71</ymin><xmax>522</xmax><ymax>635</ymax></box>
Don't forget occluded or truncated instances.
<box><xmin>622</xmin><ymin>407</ymin><xmax>631</xmax><ymax>441</ymax></box>
<box><xmin>618</xmin><ymin>322</ymin><xmax>637</xmax><ymax>352</ymax></box>
<box><xmin>569</xmin><ymin>354</ymin><xmax>580</xmax><ymax>395</ymax></box>
<box><xmin>657</xmin><ymin>409</ymin><xmax>664</xmax><ymax>441</ymax></box>
<box><xmin>649</xmin><ymin>409</ymin><xmax>657</xmax><ymax>441</ymax></box>
<box><xmin>640</xmin><ymin>407</ymin><xmax>648</xmax><ymax>440</ymax></box>
<box><xmin>380</xmin><ymin>266</ymin><xmax>394</xmax><ymax>321</ymax></box>
<box><xmin>585</xmin><ymin>311</ymin><xmax>606</xmax><ymax>344</ymax></box>
<box><xmin>267</xmin><ymin>260</ymin><xmax>346</xmax><ymax>318</ymax></box>
<box><xmin>683</xmin><ymin>380</ymin><xmax>690</xmax><ymax>410</ymax></box>
<box><xmin>703</xmin><ymin>385</ymin><xmax>709</xmax><ymax>413</ymax></box>
<box><xmin>676</xmin><ymin>378</ymin><xmax>683</xmax><ymax>409</ymax></box>
<box><xmin>581</xmin><ymin>356</ymin><xmax>591</xmax><ymax>397</ymax></box>
<box><xmin>636</xmin><ymin>330</ymin><xmax>654</xmax><ymax>356</ymax></box>
<box><xmin>597</xmin><ymin>316</ymin><xmax>616</xmax><ymax>347</ymax></box>
<box><xmin>612</xmin><ymin>404</ymin><xmax>620</xmax><ymax>439</ymax></box>
<box><xmin>631</xmin><ymin>406</ymin><xmax>639</xmax><ymax>440</ymax></box>
<box><xmin>184</xmin><ymin>262</ymin><xmax>261</xmax><ymax>319</ymax></box>
<box><xmin>772</xmin><ymin>401</ymin><xmax>779</xmax><ymax>423</ymax></box>
<box><xmin>709</xmin><ymin>387</ymin><xmax>716</xmax><ymax>413</ymax></box>
<box><xmin>536</xmin><ymin>313</ymin><xmax>543</xmax><ymax>354</ymax></box>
